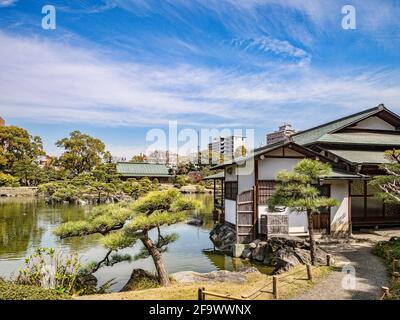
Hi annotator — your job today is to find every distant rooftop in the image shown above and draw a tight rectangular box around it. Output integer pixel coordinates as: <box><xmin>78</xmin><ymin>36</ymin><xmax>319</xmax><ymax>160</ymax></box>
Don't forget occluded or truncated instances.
<box><xmin>116</xmin><ymin>162</ymin><xmax>172</xmax><ymax>177</ymax></box>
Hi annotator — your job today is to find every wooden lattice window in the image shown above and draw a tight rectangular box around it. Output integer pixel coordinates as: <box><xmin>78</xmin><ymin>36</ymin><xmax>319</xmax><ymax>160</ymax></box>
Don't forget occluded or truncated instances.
<box><xmin>258</xmin><ymin>180</ymin><xmax>276</xmax><ymax>205</ymax></box>
<box><xmin>225</xmin><ymin>181</ymin><xmax>238</xmax><ymax>200</ymax></box>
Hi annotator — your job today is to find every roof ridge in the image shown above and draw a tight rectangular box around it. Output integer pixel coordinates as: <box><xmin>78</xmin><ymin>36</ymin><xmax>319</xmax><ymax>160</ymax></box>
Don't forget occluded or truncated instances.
<box><xmin>290</xmin><ymin>105</ymin><xmax>383</xmax><ymax>139</ymax></box>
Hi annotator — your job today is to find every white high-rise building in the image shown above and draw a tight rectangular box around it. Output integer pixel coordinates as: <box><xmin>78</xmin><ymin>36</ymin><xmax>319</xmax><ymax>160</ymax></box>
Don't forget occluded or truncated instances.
<box><xmin>208</xmin><ymin>136</ymin><xmax>246</xmax><ymax>164</ymax></box>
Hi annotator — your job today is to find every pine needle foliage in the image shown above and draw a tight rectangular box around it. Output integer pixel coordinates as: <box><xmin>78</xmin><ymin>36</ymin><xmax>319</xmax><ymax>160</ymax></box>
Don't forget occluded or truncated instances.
<box><xmin>54</xmin><ymin>189</ymin><xmax>200</xmax><ymax>286</ymax></box>
<box><xmin>268</xmin><ymin>159</ymin><xmax>338</xmax><ymax>265</ymax></box>
<box><xmin>370</xmin><ymin>149</ymin><xmax>400</xmax><ymax>203</ymax></box>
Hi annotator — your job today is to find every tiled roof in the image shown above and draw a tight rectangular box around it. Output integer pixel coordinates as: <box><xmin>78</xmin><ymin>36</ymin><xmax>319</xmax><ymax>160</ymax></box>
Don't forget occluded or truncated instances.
<box><xmin>116</xmin><ymin>162</ymin><xmax>172</xmax><ymax>177</ymax></box>
<box><xmin>291</xmin><ymin>105</ymin><xmax>385</xmax><ymax>146</ymax></box>
<box><xmin>318</xmin><ymin>132</ymin><xmax>400</xmax><ymax>146</ymax></box>
<box><xmin>326</xmin><ymin>150</ymin><xmax>389</xmax><ymax>164</ymax></box>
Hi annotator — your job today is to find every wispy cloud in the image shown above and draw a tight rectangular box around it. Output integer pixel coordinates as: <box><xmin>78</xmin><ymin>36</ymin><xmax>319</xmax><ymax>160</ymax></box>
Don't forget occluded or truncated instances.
<box><xmin>1</xmin><ymin>31</ymin><xmax>400</xmax><ymax>131</ymax></box>
<box><xmin>231</xmin><ymin>37</ymin><xmax>311</xmax><ymax>65</ymax></box>
<box><xmin>0</xmin><ymin>0</ymin><xmax>17</xmax><ymax>7</ymax></box>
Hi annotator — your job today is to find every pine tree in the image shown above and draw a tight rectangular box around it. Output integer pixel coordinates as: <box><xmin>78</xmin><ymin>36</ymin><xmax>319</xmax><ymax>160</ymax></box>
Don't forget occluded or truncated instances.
<box><xmin>371</xmin><ymin>149</ymin><xmax>400</xmax><ymax>203</ymax></box>
<box><xmin>54</xmin><ymin>189</ymin><xmax>199</xmax><ymax>286</ymax></box>
<box><xmin>268</xmin><ymin>159</ymin><xmax>338</xmax><ymax>265</ymax></box>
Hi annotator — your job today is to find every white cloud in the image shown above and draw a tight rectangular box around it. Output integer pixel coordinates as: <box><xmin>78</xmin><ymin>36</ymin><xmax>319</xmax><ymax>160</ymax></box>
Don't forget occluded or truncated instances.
<box><xmin>1</xmin><ymin>31</ymin><xmax>400</xmax><ymax>131</ymax></box>
<box><xmin>0</xmin><ymin>0</ymin><xmax>17</xmax><ymax>7</ymax></box>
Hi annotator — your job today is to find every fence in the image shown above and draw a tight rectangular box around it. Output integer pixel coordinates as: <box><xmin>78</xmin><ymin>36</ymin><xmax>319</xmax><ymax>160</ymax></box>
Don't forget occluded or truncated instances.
<box><xmin>198</xmin><ymin>254</ymin><xmax>332</xmax><ymax>300</ymax></box>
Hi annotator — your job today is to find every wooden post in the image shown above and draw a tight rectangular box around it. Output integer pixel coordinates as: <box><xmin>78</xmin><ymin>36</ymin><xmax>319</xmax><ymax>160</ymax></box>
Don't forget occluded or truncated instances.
<box><xmin>326</xmin><ymin>254</ymin><xmax>331</xmax><ymax>267</ymax></box>
<box><xmin>393</xmin><ymin>259</ymin><xmax>399</xmax><ymax>273</ymax></box>
<box><xmin>306</xmin><ymin>264</ymin><xmax>313</xmax><ymax>281</ymax></box>
<box><xmin>381</xmin><ymin>286</ymin><xmax>390</xmax><ymax>300</ymax></box>
<box><xmin>198</xmin><ymin>287</ymin><xmax>205</xmax><ymax>300</ymax></box>
<box><xmin>272</xmin><ymin>276</ymin><xmax>279</xmax><ymax>299</ymax></box>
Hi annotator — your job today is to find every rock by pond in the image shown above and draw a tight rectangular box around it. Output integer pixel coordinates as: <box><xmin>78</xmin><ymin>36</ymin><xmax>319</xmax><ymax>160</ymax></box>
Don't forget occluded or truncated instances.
<box><xmin>172</xmin><ymin>267</ymin><xmax>260</xmax><ymax>284</ymax></box>
<box><xmin>210</xmin><ymin>223</ymin><xmax>329</xmax><ymax>274</ymax></box>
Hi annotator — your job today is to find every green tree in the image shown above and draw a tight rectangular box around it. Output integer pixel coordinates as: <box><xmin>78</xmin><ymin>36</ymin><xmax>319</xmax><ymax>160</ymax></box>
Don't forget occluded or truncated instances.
<box><xmin>370</xmin><ymin>149</ymin><xmax>400</xmax><ymax>203</ymax></box>
<box><xmin>268</xmin><ymin>159</ymin><xmax>338</xmax><ymax>265</ymax></box>
<box><xmin>173</xmin><ymin>174</ymin><xmax>189</xmax><ymax>188</ymax></box>
<box><xmin>0</xmin><ymin>126</ymin><xmax>44</xmax><ymax>178</ymax></box>
<box><xmin>12</xmin><ymin>160</ymin><xmax>43</xmax><ymax>186</ymax></box>
<box><xmin>130</xmin><ymin>154</ymin><xmax>147</xmax><ymax>163</ymax></box>
<box><xmin>54</xmin><ymin>189</ymin><xmax>199</xmax><ymax>286</ymax></box>
<box><xmin>0</xmin><ymin>172</ymin><xmax>20</xmax><ymax>187</ymax></box>
<box><xmin>56</xmin><ymin>131</ymin><xmax>108</xmax><ymax>177</ymax></box>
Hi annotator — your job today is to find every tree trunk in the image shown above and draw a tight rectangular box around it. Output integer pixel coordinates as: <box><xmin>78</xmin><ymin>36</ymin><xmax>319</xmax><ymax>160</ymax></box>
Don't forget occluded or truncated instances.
<box><xmin>307</xmin><ymin>210</ymin><xmax>317</xmax><ymax>266</ymax></box>
<box><xmin>141</xmin><ymin>230</ymin><xmax>170</xmax><ymax>287</ymax></box>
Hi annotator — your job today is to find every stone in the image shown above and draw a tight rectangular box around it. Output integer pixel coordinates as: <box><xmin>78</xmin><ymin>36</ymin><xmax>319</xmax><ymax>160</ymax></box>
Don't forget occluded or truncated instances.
<box><xmin>240</xmin><ymin>248</ymin><xmax>253</xmax><ymax>259</ymax></box>
<box><xmin>274</xmin><ymin>248</ymin><xmax>302</xmax><ymax>273</ymax></box>
<box><xmin>233</xmin><ymin>244</ymin><xmax>246</xmax><ymax>258</ymax></box>
<box><xmin>252</xmin><ymin>241</ymin><xmax>268</xmax><ymax>262</ymax></box>
<box><xmin>209</xmin><ymin>223</ymin><xmax>236</xmax><ymax>253</ymax></box>
<box><xmin>187</xmin><ymin>218</ymin><xmax>203</xmax><ymax>226</ymax></box>
<box><xmin>171</xmin><ymin>269</ymin><xmax>257</xmax><ymax>284</ymax></box>
<box><xmin>249</xmin><ymin>242</ymin><xmax>257</xmax><ymax>249</ymax></box>
<box><xmin>120</xmin><ymin>269</ymin><xmax>157</xmax><ymax>292</ymax></box>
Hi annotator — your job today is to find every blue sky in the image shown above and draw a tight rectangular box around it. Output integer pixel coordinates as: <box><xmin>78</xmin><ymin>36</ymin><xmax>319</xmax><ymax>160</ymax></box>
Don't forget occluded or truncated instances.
<box><xmin>1</xmin><ymin>0</ymin><xmax>400</xmax><ymax>158</ymax></box>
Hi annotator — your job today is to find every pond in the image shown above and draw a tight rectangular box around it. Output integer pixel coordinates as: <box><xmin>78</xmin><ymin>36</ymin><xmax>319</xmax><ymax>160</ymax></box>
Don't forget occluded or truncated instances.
<box><xmin>0</xmin><ymin>195</ymin><xmax>271</xmax><ymax>292</ymax></box>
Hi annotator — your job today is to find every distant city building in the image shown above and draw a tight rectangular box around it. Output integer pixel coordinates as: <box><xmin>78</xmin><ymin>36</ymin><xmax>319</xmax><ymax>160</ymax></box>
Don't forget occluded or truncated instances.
<box><xmin>0</xmin><ymin>116</ymin><xmax>5</xmax><ymax>127</ymax></box>
<box><xmin>38</xmin><ymin>155</ymin><xmax>55</xmax><ymax>168</ymax></box>
<box><xmin>208</xmin><ymin>136</ymin><xmax>246</xmax><ymax>164</ymax></box>
<box><xmin>266</xmin><ymin>123</ymin><xmax>295</xmax><ymax>145</ymax></box>
<box><xmin>111</xmin><ymin>156</ymin><xmax>127</xmax><ymax>163</ymax></box>
<box><xmin>146</xmin><ymin>150</ymin><xmax>179</xmax><ymax>166</ymax></box>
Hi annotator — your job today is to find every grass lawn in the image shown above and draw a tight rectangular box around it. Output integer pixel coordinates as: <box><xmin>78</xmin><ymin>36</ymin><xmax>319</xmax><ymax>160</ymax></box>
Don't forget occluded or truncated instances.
<box><xmin>79</xmin><ymin>265</ymin><xmax>332</xmax><ymax>300</ymax></box>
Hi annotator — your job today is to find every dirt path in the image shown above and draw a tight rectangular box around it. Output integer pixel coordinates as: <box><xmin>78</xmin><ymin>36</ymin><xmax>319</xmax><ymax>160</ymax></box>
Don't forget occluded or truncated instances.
<box><xmin>293</xmin><ymin>242</ymin><xmax>388</xmax><ymax>300</ymax></box>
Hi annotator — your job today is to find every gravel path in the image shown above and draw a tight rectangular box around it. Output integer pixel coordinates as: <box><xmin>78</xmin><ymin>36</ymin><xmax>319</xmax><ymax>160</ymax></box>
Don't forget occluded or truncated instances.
<box><xmin>293</xmin><ymin>242</ymin><xmax>389</xmax><ymax>300</ymax></box>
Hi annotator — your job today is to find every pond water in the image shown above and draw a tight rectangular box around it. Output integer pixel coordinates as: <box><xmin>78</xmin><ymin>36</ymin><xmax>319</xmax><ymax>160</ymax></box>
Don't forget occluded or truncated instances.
<box><xmin>0</xmin><ymin>195</ymin><xmax>271</xmax><ymax>292</ymax></box>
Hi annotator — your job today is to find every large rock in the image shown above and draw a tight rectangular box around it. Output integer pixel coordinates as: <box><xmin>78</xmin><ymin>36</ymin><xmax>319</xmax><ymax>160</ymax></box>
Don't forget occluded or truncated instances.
<box><xmin>172</xmin><ymin>267</ymin><xmax>260</xmax><ymax>284</ymax></box>
<box><xmin>187</xmin><ymin>217</ymin><xmax>203</xmax><ymax>226</ymax></box>
<box><xmin>209</xmin><ymin>223</ymin><xmax>236</xmax><ymax>253</ymax></box>
<box><xmin>120</xmin><ymin>269</ymin><xmax>158</xmax><ymax>292</ymax></box>
<box><xmin>240</xmin><ymin>236</ymin><xmax>328</xmax><ymax>274</ymax></box>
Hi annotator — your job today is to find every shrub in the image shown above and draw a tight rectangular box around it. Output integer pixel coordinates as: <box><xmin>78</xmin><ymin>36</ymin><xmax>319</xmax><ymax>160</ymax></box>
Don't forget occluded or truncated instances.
<box><xmin>0</xmin><ymin>278</ymin><xmax>71</xmax><ymax>300</ymax></box>
<box><xmin>173</xmin><ymin>175</ymin><xmax>189</xmax><ymax>188</ymax></box>
<box><xmin>15</xmin><ymin>248</ymin><xmax>96</xmax><ymax>296</ymax></box>
<box><xmin>373</xmin><ymin>238</ymin><xmax>400</xmax><ymax>299</ymax></box>
<box><xmin>0</xmin><ymin>172</ymin><xmax>20</xmax><ymax>187</ymax></box>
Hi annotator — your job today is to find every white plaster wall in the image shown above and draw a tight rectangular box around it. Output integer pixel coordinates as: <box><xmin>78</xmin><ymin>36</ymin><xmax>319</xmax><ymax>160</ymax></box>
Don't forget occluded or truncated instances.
<box><xmin>225</xmin><ymin>199</ymin><xmax>236</xmax><ymax>225</ymax></box>
<box><xmin>224</xmin><ymin>165</ymin><xmax>237</xmax><ymax>182</ymax></box>
<box><xmin>237</xmin><ymin>160</ymin><xmax>255</xmax><ymax>193</ymax></box>
<box><xmin>353</xmin><ymin>116</ymin><xmax>394</xmax><ymax>130</ymax></box>
<box><xmin>258</xmin><ymin>158</ymin><xmax>301</xmax><ymax>180</ymax></box>
<box><xmin>328</xmin><ymin>180</ymin><xmax>349</xmax><ymax>235</ymax></box>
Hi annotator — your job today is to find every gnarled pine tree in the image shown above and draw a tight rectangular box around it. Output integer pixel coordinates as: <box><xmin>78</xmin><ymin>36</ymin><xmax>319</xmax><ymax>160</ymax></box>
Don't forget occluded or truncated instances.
<box><xmin>54</xmin><ymin>189</ymin><xmax>199</xmax><ymax>286</ymax></box>
<box><xmin>268</xmin><ymin>159</ymin><xmax>338</xmax><ymax>265</ymax></box>
<box><xmin>371</xmin><ymin>149</ymin><xmax>400</xmax><ymax>203</ymax></box>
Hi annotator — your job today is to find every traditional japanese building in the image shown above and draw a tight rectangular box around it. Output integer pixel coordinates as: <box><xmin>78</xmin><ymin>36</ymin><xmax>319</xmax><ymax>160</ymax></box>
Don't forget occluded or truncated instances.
<box><xmin>116</xmin><ymin>162</ymin><xmax>174</xmax><ymax>183</ymax></box>
<box><xmin>208</xmin><ymin>104</ymin><xmax>400</xmax><ymax>242</ymax></box>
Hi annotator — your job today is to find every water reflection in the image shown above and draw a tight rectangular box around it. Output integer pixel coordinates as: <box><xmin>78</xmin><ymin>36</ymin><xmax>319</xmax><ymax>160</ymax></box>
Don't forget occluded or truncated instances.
<box><xmin>0</xmin><ymin>194</ymin><xmax>269</xmax><ymax>292</ymax></box>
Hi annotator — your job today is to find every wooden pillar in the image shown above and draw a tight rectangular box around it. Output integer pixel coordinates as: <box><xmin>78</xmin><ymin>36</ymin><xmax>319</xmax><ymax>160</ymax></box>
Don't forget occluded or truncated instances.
<box><xmin>254</xmin><ymin>158</ymin><xmax>259</xmax><ymax>239</ymax></box>
<box><xmin>326</xmin><ymin>254</ymin><xmax>332</xmax><ymax>267</ymax></box>
<box><xmin>272</xmin><ymin>276</ymin><xmax>279</xmax><ymax>299</ymax></box>
<box><xmin>198</xmin><ymin>287</ymin><xmax>205</xmax><ymax>300</ymax></box>
<box><xmin>348</xmin><ymin>180</ymin><xmax>352</xmax><ymax>236</ymax></box>
<box><xmin>306</xmin><ymin>264</ymin><xmax>313</xmax><ymax>281</ymax></box>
